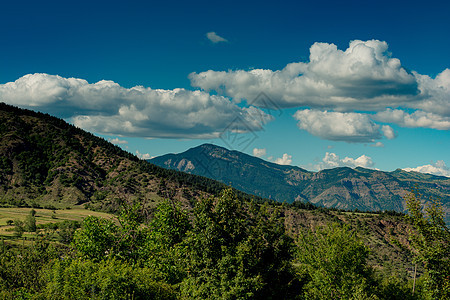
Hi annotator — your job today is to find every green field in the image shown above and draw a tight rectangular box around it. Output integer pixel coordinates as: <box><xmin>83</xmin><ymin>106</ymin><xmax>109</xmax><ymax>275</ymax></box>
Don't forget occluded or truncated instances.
<box><xmin>0</xmin><ymin>207</ymin><xmax>115</xmax><ymax>245</ymax></box>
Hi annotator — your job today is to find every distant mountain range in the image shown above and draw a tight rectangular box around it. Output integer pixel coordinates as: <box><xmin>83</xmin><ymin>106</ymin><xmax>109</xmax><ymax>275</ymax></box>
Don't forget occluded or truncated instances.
<box><xmin>150</xmin><ymin>143</ymin><xmax>450</xmax><ymax>219</ymax></box>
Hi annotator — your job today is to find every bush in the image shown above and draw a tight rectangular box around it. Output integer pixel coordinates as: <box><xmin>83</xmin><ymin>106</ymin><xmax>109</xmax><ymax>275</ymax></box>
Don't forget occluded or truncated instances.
<box><xmin>42</xmin><ymin>258</ymin><xmax>176</xmax><ymax>299</ymax></box>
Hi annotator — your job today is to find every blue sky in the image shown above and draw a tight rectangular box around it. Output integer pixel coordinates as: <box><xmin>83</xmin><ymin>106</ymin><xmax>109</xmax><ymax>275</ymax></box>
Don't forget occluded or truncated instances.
<box><xmin>1</xmin><ymin>0</ymin><xmax>449</xmax><ymax>175</ymax></box>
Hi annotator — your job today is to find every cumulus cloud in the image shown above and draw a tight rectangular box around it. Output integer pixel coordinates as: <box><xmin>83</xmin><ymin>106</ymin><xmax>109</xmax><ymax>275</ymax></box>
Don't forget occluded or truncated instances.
<box><xmin>381</xmin><ymin>125</ymin><xmax>396</xmax><ymax>139</ymax></box>
<box><xmin>275</xmin><ymin>153</ymin><xmax>292</xmax><ymax>165</ymax></box>
<box><xmin>190</xmin><ymin>39</ymin><xmax>450</xmax><ymax>135</ymax></box>
<box><xmin>109</xmin><ymin>138</ymin><xmax>128</xmax><ymax>145</ymax></box>
<box><xmin>294</xmin><ymin>109</ymin><xmax>384</xmax><ymax>143</ymax></box>
<box><xmin>135</xmin><ymin>150</ymin><xmax>152</xmax><ymax>160</ymax></box>
<box><xmin>371</xmin><ymin>142</ymin><xmax>385</xmax><ymax>148</ymax></box>
<box><xmin>190</xmin><ymin>40</ymin><xmax>419</xmax><ymax>111</ymax></box>
<box><xmin>403</xmin><ymin>160</ymin><xmax>450</xmax><ymax>177</ymax></box>
<box><xmin>206</xmin><ymin>32</ymin><xmax>228</xmax><ymax>43</ymax></box>
<box><xmin>413</xmin><ymin>68</ymin><xmax>450</xmax><ymax>117</ymax></box>
<box><xmin>375</xmin><ymin>108</ymin><xmax>450</xmax><ymax>130</ymax></box>
<box><xmin>315</xmin><ymin>152</ymin><xmax>375</xmax><ymax>170</ymax></box>
<box><xmin>253</xmin><ymin>148</ymin><xmax>266</xmax><ymax>158</ymax></box>
<box><xmin>0</xmin><ymin>73</ymin><xmax>273</xmax><ymax>138</ymax></box>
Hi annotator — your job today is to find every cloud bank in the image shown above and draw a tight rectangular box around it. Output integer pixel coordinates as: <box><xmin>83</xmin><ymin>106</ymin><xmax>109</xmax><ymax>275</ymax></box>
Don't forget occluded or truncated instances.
<box><xmin>403</xmin><ymin>160</ymin><xmax>450</xmax><ymax>177</ymax></box>
<box><xmin>293</xmin><ymin>109</ymin><xmax>393</xmax><ymax>143</ymax></box>
<box><xmin>190</xmin><ymin>40</ymin><xmax>420</xmax><ymax>110</ymax></box>
<box><xmin>0</xmin><ymin>73</ymin><xmax>272</xmax><ymax>139</ymax></box>
<box><xmin>190</xmin><ymin>39</ymin><xmax>449</xmax><ymax>141</ymax></box>
<box><xmin>375</xmin><ymin>109</ymin><xmax>450</xmax><ymax>130</ymax></box>
<box><xmin>1</xmin><ymin>40</ymin><xmax>448</xmax><ymax>143</ymax></box>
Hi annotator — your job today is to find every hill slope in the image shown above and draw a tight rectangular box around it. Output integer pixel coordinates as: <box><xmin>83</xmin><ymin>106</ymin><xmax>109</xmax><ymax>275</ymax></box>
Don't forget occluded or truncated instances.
<box><xmin>0</xmin><ymin>103</ymin><xmax>255</xmax><ymax>212</ymax></box>
<box><xmin>150</xmin><ymin>144</ymin><xmax>450</xmax><ymax>218</ymax></box>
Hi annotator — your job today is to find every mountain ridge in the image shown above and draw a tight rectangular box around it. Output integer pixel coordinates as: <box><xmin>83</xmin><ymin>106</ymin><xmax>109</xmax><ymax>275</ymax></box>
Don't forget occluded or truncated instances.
<box><xmin>150</xmin><ymin>143</ymin><xmax>450</xmax><ymax>220</ymax></box>
<box><xmin>0</xmin><ymin>103</ymin><xmax>261</xmax><ymax>213</ymax></box>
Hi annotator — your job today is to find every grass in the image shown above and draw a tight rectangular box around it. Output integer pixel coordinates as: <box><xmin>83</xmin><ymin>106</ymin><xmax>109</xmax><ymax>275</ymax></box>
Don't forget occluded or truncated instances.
<box><xmin>0</xmin><ymin>207</ymin><xmax>116</xmax><ymax>243</ymax></box>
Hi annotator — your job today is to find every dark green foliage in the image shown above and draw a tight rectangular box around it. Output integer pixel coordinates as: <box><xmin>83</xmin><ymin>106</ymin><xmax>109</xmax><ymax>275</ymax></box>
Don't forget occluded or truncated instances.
<box><xmin>72</xmin><ymin>189</ymin><xmax>300</xmax><ymax>299</ymax></box>
<box><xmin>13</xmin><ymin>219</ymin><xmax>25</xmax><ymax>236</ymax></box>
<box><xmin>72</xmin><ymin>216</ymin><xmax>118</xmax><ymax>261</ymax></box>
<box><xmin>144</xmin><ymin>200</ymin><xmax>191</xmax><ymax>283</ymax></box>
<box><xmin>406</xmin><ymin>190</ymin><xmax>450</xmax><ymax>299</ymax></box>
<box><xmin>57</xmin><ymin>220</ymin><xmax>81</xmax><ymax>244</ymax></box>
<box><xmin>0</xmin><ymin>239</ymin><xmax>59</xmax><ymax>294</ymax></box>
<box><xmin>25</xmin><ymin>210</ymin><xmax>37</xmax><ymax>232</ymax></box>
<box><xmin>179</xmin><ymin>189</ymin><xmax>299</xmax><ymax>299</ymax></box>
<box><xmin>1</xmin><ymin>187</ymin><xmax>448</xmax><ymax>299</ymax></box>
<box><xmin>42</xmin><ymin>258</ymin><xmax>176</xmax><ymax>300</ymax></box>
<box><xmin>295</xmin><ymin>223</ymin><xmax>378</xmax><ymax>299</ymax></box>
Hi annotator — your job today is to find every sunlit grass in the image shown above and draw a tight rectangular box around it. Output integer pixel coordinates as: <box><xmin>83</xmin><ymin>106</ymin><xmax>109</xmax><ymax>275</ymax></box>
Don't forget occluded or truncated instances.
<box><xmin>0</xmin><ymin>207</ymin><xmax>116</xmax><ymax>240</ymax></box>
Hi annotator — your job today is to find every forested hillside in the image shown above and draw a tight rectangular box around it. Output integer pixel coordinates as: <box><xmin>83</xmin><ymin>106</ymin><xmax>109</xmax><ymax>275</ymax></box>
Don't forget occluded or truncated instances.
<box><xmin>0</xmin><ymin>103</ymin><xmax>257</xmax><ymax>213</ymax></box>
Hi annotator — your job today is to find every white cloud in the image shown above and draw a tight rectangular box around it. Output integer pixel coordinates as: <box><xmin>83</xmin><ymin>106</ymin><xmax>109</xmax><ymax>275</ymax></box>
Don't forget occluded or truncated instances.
<box><xmin>190</xmin><ymin>39</ymin><xmax>450</xmax><ymax>135</ymax></box>
<box><xmin>375</xmin><ymin>108</ymin><xmax>450</xmax><ymax>130</ymax></box>
<box><xmin>0</xmin><ymin>73</ymin><xmax>273</xmax><ymax>139</ymax></box>
<box><xmin>253</xmin><ymin>148</ymin><xmax>266</xmax><ymax>158</ymax></box>
<box><xmin>135</xmin><ymin>150</ymin><xmax>152</xmax><ymax>160</ymax></box>
<box><xmin>371</xmin><ymin>142</ymin><xmax>385</xmax><ymax>148</ymax></box>
<box><xmin>381</xmin><ymin>125</ymin><xmax>396</xmax><ymax>139</ymax></box>
<box><xmin>294</xmin><ymin>109</ymin><xmax>384</xmax><ymax>143</ymax></box>
<box><xmin>206</xmin><ymin>32</ymin><xmax>228</xmax><ymax>43</ymax></box>
<box><xmin>403</xmin><ymin>160</ymin><xmax>450</xmax><ymax>177</ymax></box>
<box><xmin>275</xmin><ymin>153</ymin><xmax>292</xmax><ymax>165</ymax></box>
<box><xmin>315</xmin><ymin>152</ymin><xmax>375</xmax><ymax>170</ymax></box>
<box><xmin>190</xmin><ymin>40</ymin><xmax>419</xmax><ymax>111</ymax></box>
<box><xmin>413</xmin><ymin>68</ymin><xmax>450</xmax><ymax>117</ymax></box>
<box><xmin>109</xmin><ymin>138</ymin><xmax>128</xmax><ymax>145</ymax></box>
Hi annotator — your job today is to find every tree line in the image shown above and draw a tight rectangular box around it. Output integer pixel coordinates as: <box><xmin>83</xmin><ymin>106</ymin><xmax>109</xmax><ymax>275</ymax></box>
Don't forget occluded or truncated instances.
<box><xmin>0</xmin><ymin>188</ymin><xmax>448</xmax><ymax>299</ymax></box>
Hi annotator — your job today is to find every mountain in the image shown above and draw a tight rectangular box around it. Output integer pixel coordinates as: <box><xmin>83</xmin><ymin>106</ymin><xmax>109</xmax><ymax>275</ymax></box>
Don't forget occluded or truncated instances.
<box><xmin>150</xmin><ymin>143</ymin><xmax>450</xmax><ymax>218</ymax></box>
<box><xmin>0</xmin><ymin>103</ymin><xmax>257</xmax><ymax>212</ymax></box>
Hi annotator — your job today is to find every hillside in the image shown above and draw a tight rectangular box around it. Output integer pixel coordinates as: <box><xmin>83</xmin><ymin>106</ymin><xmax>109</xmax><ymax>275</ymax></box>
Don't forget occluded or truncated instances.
<box><xmin>0</xmin><ymin>103</ymin><xmax>256</xmax><ymax>213</ymax></box>
<box><xmin>150</xmin><ymin>144</ymin><xmax>450</xmax><ymax>220</ymax></box>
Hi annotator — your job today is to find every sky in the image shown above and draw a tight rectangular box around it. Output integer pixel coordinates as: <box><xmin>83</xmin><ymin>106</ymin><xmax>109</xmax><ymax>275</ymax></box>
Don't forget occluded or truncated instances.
<box><xmin>1</xmin><ymin>0</ymin><xmax>449</xmax><ymax>176</ymax></box>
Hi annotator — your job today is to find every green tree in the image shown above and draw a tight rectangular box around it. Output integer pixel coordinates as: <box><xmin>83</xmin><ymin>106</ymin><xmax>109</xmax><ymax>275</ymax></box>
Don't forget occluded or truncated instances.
<box><xmin>13</xmin><ymin>219</ymin><xmax>25</xmax><ymax>237</ymax></box>
<box><xmin>25</xmin><ymin>210</ymin><xmax>37</xmax><ymax>232</ymax></box>
<box><xmin>57</xmin><ymin>220</ymin><xmax>80</xmax><ymax>244</ymax></box>
<box><xmin>114</xmin><ymin>202</ymin><xmax>149</xmax><ymax>262</ymax></box>
<box><xmin>405</xmin><ymin>190</ymin><xmax>450</xmax><ymax>299</ymax></box>
<box><xmin>179</xmin><ymin>189</ymin><xmax>298</xmax><ymax>299</ymax></box>
<box><xmin>143</xmin><ymin>200</ymin><xmax>191</xmax><ymax>283</ymax></box>
<box><xmin>0</xmin><ymin>238</ymin><xmax>58</xmax><ymax>295</ymax></box>
<box><xmin>72</xmin><ymin>216</ymin><xmax>118</xmax><ymax>261</ymax></box>
<box><xmin>295</xmin><ymin>223</ymin><xmax>377</xmax><ymax>299</ymax></box>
